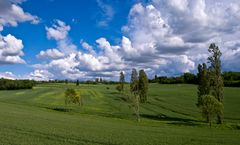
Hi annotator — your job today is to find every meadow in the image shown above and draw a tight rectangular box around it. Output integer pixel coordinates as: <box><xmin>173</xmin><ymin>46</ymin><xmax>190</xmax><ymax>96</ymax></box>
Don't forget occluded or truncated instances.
<box><xmin>0</xmin><ymin>83</ymin><xmax>239</xmax><ymax>145</ymax></box>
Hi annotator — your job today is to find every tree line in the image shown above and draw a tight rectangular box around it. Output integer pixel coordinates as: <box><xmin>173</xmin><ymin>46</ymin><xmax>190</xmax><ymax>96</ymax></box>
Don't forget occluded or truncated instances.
<box><xmin>149</xmin><ymin>72</ymin><xmax>240</xmax><ymax>87</ymax></box>
<box><xmin>0</xmin><ymin>78</ymin><xmax>35</xmax><ymax>90</ymax></box>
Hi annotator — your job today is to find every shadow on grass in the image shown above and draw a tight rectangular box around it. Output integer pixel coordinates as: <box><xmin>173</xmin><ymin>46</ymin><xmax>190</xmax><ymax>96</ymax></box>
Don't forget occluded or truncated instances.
<box><xmin>141</xmin><ymin>114</ymin><xmax>202</xmax><ymax>126</ymax></box>
<box><xmin>46</xmin><ymin>106</ymin><xmax>73</xmax><ymax>112</ymax></box>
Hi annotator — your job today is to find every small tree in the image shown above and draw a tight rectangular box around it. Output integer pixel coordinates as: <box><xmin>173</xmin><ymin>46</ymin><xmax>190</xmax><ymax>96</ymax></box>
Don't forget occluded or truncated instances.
<box><xmin>76</xmin><ymin>80</ymin><xmax>80</xmax><ymax>86</ymax></box>
<box><xmin>208</xmin><ymin>43</ymin><xmax>224</xmax><ymax>124</ymax></box>
<box><xmin>200</xmin><ymin>95</ymin><xmax>223</xmax><ymax>127</ymax></box>
<box><xmin>119</xmin><ymin>71</ymin><xmax>125</xmax><ymax>93</ymax></box>
<box><xmin>65</xmin><ymin>88</ymin><xmax>82</xmax><ymax>106</ymax></box>
<box><xmin>197</xmin><ymin>63</ymin><xmax>210</xmax><ymax>107</ymax></box>
<box><xmin>138</xmin><ymin>69</ymin><xmax>148</xmax><ymax>103</ymax></box>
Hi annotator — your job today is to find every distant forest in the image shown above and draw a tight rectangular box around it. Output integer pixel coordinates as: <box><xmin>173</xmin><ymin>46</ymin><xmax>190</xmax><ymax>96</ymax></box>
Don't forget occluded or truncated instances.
<box><xmin>0</xmin><ymin>79</ymin><xmax>35</xmax><ymax>90</ymax></box>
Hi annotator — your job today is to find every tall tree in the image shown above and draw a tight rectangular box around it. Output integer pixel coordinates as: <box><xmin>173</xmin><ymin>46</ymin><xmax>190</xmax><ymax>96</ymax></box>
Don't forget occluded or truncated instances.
<box><xmin>138</xmin><ymin>69</ymin><xmax>149</xmax><ymax>103</ymax></box>
<box><xmin>208</xmin><ymin>43</ymin><xmax>224</xmax><ymax>124</ymax></box>
<box><xmin>119</xmin><ymin>71</ymin><xmax>125</xmax><ymax>93</ymax></box>
<box><xmin>76</xmin><ymin>80</ymin><xmax>80</xmax><ymax>86</ymax></box>
<box><xmin>129</xmin><ymin>68</ymin><xmax>140</xmax><ymax>121</ymax></box>
<box><xmin>197</xmin><ymin>63</ymin><xmax>210</xmax><ymax>107</ymax></box>
<box><xmin>130</xmin><ymin>68</ymin><xmax>139</xmax><ymax>95</ymax></box>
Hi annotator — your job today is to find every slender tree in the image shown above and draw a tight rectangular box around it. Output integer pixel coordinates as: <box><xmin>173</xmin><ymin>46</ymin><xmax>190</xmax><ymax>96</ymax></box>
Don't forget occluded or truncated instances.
<box><xmin>138</xmin><ymin>69</ymin><xmax>149</xmax><ymax>103</ymax></box>
<box><xmin>130</xmin><ymin>68</ymin><xmax>139</xmax><ymax>95</ymax></box>
<box><xmin>129</xmin><ymin>68</ymin><xmax>140</xmax><ymax>121</ymax></box>
<box><xmin>197</xmin><ymin>63</ymin><xmax>210</xmax><ymax>107</ymax></box>
<box><xmin>76</xmin><ymin>80</ymin><xmax>80</xmax><ymax>86</ymax></box>
<box><xmin>208</xmin><ymin>43</ymin><xmax>224</xmax><ymax>124</ymax></box>
<box><xmin>119</xmin><ymin>71</ymin><xmax>125</xmax><ymax>93</ymax></box>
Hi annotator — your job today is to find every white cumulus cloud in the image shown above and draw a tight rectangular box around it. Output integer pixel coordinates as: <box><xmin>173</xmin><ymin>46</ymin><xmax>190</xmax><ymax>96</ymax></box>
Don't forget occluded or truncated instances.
<box><xmin>0</xmin><ymin>34</ymin><xmax>25</xmax><ymax>64</ymax></box>
<box><xmin>0</xmin><ymin>0</ymin><xmax>39</xmax><ymax>31</ymax></box>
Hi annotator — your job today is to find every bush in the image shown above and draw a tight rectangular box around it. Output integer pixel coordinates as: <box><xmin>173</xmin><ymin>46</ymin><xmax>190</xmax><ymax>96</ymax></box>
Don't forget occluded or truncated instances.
<box><xmin>116</xmin><ymin>85</ymin><xmax>122</xmax><ymax>92</ymax></box>
<box><xmin>65</xmin><ymin>88</ymin><xmax>82</xmax><ymax>106</ymax></box>
<box><xmin>200</xmin><ymin>95</ymin><xmax>223</xmax><ymax>127</ymax></box>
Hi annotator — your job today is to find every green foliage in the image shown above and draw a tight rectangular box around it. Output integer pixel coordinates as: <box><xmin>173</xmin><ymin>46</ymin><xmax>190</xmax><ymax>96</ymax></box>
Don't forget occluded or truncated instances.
<box><xmin>127</xmin><ymin>93</ymin><xmax>140</xmax><ymax>122</ymax></box>
<box><xmin>151</xmin><ymin>76</ymin><xmax>184</xmax><ymax>84</ymax></box>
<box><xmin>116</xmin><ymin>85</ymin><xmax>122</xmax><ymax>92</ymax></box>
<box><xmin>130</xmin><ymin>68</ymin><xmax>139</xmax><ymax>95</ymax></box>
<box><xmin>65</xmin><ymin>88</ymin><xmax>82</xmax><ymax>106</ymax></box>
<box><xmin>0</xmin><ymin>78</ymin><xmax>35</xmax><ymax>90</ymax></box>
<box><xmin>128</xmin><ymin>69</ymin><xmax>141</xmax><ymax>120</ymax></box>
<box><xmin>138</xmin><ymin>69</ymin><xmax>148</xmax><ymax>103</ymax></box>
<box><xmin>200</xmin><ymin>95</ymin><xmax>223</xmax><ymax>127</ymax></box>
<box><xmin>76</xmin><ymin>80</ymin><xmax>80</xmax><ymax>86</ymax></box>
<box><xmin>150</xmin><ymin>73</ymin><xmax>199</xmax><ymax>85</ymax></box>
<box><xmin>119</xmin><ymin>71</ymin><xmax>125</xmax><ymax>92</ymax></box>
<box><xmin>183</xmin><ymin>72</ymin><xmax>198</xmax><ymax>84</ymax></box>
<box><xmin>197</xmin><ymin>63</ymin><xmax>210</xmax><ymax>107</ymax></box>
<box><xmin>208</xmin><ymin>43</ymin><xmax>224</xmax><ymax>124</ymax></box>
<box><xmin>65</xmin><ymin>79</ymin><xmax>68</xmax><ymax>84</ymax></box>
<box><xmin>223</xmin><ymin>71</ymin><xmax>240</xmax><ymax>81</ymax></box>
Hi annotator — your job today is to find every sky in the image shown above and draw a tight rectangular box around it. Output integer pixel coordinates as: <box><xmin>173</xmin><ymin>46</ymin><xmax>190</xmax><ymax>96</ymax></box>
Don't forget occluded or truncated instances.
<box><xmin>0</xmin><ymin>0</ymin><xmax>240</xmax><ymax>81</ymax></box>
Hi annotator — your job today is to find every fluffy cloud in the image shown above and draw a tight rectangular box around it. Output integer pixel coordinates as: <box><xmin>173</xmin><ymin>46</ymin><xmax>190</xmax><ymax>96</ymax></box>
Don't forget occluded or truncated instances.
<box><xmin>34</xmin><ymin>37</ymin><xmax>125</xmax><ymax>80</ymax></box>
<box><xmin>0</xmin><ymin>71</ymin><xmax>17</xmax><ymax>79</ymax></box>
<box><xmin>0</xmin><ymin>0</ymin><xmax>39</xmax><ymax>31</ymax></box>
<box><xmin>36</xmin><ymin>20</ymin><xmax>77</xmax><ymax>61</ymax></box>
<box><xmin>37</xmin><ymin>48</ymin><xmax>64</xmax><ymax>59</ymax></box>
<box><xmin>46</xmin><ymin>20</ymin><xmax>70</xmax><ymax>41</ymax></box>
<box><xmin>34</xmin><ymin>18</ymin><xmax>128</xmax><ymax>80</ymax></box>
<box><xmin>29</xmin><ymin>70</ymin><xmax>53</xmax><ymax>81</ymax></box>
<box><xmin>120</xmin><ymin>0</ymin><xmax>240</xmax><ymax>75</ymax></box>
<box><xmin>0</xmin><ymin>34</ymin><xmax>25</xmax><ymax>64</ymax></box>
<box><xmin>80</xmin><ymin>40</ymin><xmax>96</xmax><ymax>55</ymax></box>
<box><xmin>96</xmin><ymin>37</ymin><xmax>122</xmax><ymax>63</ymax></box>
<box><xmin>0</xmin><ymin>0</ymin><xmax>39</xmax><ymax>65</ymax></box>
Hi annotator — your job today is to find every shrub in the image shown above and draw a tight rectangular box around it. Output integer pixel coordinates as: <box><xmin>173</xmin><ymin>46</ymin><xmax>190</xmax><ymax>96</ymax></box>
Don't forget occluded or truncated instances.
<box><xmin>65</xmin><ymin>88</ymin><xmax>82</xmax><ymax>106</ymax></box>
<box><xmin>200</xmin><ymin>95</ymin><xmax>223</xmax><ymax>127</ymax></box>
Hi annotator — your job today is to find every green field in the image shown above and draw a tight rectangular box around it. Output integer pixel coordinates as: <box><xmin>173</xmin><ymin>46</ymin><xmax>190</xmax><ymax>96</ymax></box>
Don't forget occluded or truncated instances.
<box><xmin>0</xmin><ymin>83</ymin><xmax>239</xmax><ymax>145</ymax></box>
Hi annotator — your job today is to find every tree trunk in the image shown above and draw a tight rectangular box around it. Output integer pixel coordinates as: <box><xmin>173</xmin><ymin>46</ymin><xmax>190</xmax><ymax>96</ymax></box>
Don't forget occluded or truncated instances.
<box><xmin>217</xmin><ymin>115</ymin><xmax>223</xmax><ymax>124</ymax></box>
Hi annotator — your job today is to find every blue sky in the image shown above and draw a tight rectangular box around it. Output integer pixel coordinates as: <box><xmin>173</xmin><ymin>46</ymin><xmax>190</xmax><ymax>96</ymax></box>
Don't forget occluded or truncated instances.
<box><xmin>0</xmin><ymin>0</ymin><xmax>240</xmax><ymax>80</ymax></box>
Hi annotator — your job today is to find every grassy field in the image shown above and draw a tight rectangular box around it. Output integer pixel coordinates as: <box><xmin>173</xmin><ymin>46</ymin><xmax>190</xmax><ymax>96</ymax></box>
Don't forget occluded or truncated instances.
<box><xmin>0</xmin><ymin>83</ymin><xmax>239</xmax><ymax>145</ymax></box>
